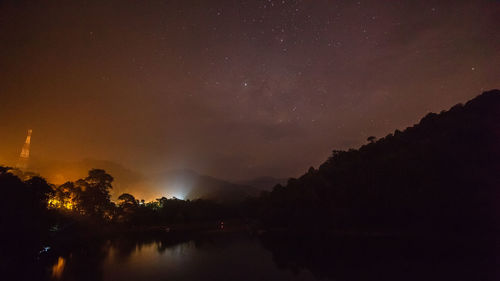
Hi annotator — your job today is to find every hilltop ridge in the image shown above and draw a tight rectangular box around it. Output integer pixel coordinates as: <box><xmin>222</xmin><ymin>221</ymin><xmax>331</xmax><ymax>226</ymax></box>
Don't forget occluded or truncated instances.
<box><xmin>259</xmin><ymin>90</ymin><xmax>500</xmax><ymax>234</ymax></box>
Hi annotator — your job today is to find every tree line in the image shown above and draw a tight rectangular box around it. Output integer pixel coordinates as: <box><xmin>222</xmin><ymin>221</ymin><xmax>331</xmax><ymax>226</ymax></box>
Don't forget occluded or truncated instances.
<box><xmin>2</xmin><ymin>89</ymin><xmax>499</xmax><ymax>262</ymax></box>
<box><xmin>252</xmin><ymin>90</ymin><xmax>500</xmax><ymax>234</ymax></box>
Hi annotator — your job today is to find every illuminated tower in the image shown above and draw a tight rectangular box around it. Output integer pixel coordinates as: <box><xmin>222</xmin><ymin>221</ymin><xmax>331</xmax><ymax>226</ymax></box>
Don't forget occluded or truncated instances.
<box><xmin>17</xmin><ymin>129</ymin><xmax>32</xmax><ymax>170</ymax></box>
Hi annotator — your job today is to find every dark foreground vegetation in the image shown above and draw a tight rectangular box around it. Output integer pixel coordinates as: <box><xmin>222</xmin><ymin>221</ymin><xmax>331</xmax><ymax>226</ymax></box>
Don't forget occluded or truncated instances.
<box><xmin>0</xmin><ymin>167</ymin><xmax>244</xmax><ymax>279</ymax></box>
<box><xmin>1</xmin><ymin>90</ymin><xmax>499</xmax><ymax>279</ymax></box>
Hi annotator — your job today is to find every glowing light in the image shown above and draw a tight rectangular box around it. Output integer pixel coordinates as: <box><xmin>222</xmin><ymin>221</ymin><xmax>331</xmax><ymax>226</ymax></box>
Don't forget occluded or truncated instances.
<box><xmin>51</xmin><ymin>257</ymin><xmax>66</xmax><ymax>279</ymax></box>
<box><xmin>39</xmin><ymin>246</ymin><xmax>51</xmax><ymax>254</ymax></box>
<box><xmin>171</xmin><ymin>192</ymin><xmax>186</xmax><ymax>200</ymax></box>
<box><xmin>48</xmin><ymin>198</ymin><xmax>74</xmax><ymax>210</ymax></box>
<box><xmin>167</xmin><ymin>182</ymin><xmax>189</xmax><ymax>200</ymax></box>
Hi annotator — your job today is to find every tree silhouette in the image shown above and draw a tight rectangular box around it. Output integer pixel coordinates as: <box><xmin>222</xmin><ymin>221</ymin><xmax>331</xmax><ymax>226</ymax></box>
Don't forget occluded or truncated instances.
<box><xmin>76</xmin><ymin>169</ymin><xmax>114</xmax><ymax>219</ymax></box>
<box><xmin>118</xmin><ymin>193</ymin><xmax>138</xmax><ymax>207</ymax></box>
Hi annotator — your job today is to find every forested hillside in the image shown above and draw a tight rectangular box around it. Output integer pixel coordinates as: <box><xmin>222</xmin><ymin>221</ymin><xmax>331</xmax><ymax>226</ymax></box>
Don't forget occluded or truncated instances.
<box><xmin>259</xmin><ymin>90</ymin><xmax>500</xmax><ymax>234</ymax></box>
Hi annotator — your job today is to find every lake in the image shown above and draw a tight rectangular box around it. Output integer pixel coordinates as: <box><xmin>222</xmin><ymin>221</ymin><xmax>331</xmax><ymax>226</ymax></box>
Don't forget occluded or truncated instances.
<box><xmin>37</xmin><ymin>231</ymin><xmax>500</xmax><ymax>281</ymax></box>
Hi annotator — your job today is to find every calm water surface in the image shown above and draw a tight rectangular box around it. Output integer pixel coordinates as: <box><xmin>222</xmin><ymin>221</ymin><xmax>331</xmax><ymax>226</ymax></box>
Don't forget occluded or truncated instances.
<box><xmin>47</xmin><ymin>233</ymin><xmax>318</xmax><ymax>281</ymax></box>
<box><xmin>43</xmin><ymin>232</ymin><xmax>499</xmax><ymax>281</ymax></box>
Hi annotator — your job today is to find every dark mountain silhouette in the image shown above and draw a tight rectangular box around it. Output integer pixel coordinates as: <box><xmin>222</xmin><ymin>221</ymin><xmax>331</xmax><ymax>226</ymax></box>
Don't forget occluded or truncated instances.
<box><xmin>150</xmin><ymin>169</ymin><xmax>256</xmax><ymax>202</ymax></box>
<box><xmin>237</xmin><ymin>176</ymin><xmax>288</xmax><ymax>191</ymax></box>
<box><xmin>259</xmin><ymin>90</ymin><xmax>500</xmax><ymax>234</ymax></box>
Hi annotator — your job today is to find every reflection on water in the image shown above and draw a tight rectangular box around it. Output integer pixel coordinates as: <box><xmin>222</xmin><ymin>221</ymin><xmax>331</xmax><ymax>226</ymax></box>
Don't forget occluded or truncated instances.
<box><xmin>41</xmin><ymin>232</ymin><xmax>500</xmax><ymax>281</ymax></box>
<box><xmin>51</xmin><ymin>257</ymin><xmax>66</xmax><ymax>279</ymax></box>
<box><xmin>45</xmin><ymin>233</ymin><xmax>317</xmax><ymax>281</ymax></box>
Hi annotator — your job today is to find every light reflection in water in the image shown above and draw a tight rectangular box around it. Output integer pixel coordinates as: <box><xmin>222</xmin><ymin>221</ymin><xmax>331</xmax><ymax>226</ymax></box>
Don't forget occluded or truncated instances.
<box><xmin>42</xmin><ymin>235</ymin><xmax>495</xmax><ymax>281</ymax></box>
<box><xmin>51</xmin><ymin>257</ymin><xmax>66</xmax><ymax>279</ymax></box>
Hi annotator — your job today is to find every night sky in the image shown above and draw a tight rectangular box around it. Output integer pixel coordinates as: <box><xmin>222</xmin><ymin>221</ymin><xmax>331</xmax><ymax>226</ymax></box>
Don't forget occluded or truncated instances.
<box><xmin>1</xmin><ymin>0</ymin><xmax>499</xmax><ymax>181</ymax></box>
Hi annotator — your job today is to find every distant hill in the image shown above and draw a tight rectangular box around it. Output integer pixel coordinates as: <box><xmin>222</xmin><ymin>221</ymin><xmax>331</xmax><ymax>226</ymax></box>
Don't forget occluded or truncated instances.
<box><xmin>237</xmin><ymin>176</ymin><xmax>288</xmax><ymax>191</ymax></box>
<box><xmin>259</xmin><ymin>90</ymin><xmax>500</xmax><ymax>234</ymax></box>
<box><xmin>26</xmin><ymin>157</ymin><xmax>279</xmax><ymax>202</ymax></box>
<box><xmin>27</xmin><ymin>159</ymin><xmax>261</xmax><ymax>202</ymax></box>
<box><xmin>26</xmin><ymin>158</ymin><xmax>144</xmax><ymax>197</ymax></box>
<box><xmin>150</xmin><ymin>169</ymin><xmax>256</xmax><ymax>202</ymax></box>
